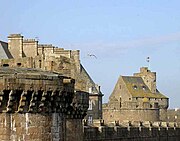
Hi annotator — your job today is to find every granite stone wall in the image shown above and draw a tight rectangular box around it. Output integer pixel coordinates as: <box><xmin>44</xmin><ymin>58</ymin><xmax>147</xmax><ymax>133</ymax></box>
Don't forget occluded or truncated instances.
<box><xmin>0</xmin><ymin>113</ymin><xmax>65</xmax><ymax>141</ymax></box>
<box><xmin>83</xmin><ymin>120</ymin><xmax>180</xmax><ymax>141</ymax></box>
<box><xmin>0</xmin><ymin>67</ymin><xmax>89</xmax><ymax>141</ymax></box>
<box><xmin>103</xmin><ymin>108</ymin><xmax>159</xmax><ymax>122</ymax></box>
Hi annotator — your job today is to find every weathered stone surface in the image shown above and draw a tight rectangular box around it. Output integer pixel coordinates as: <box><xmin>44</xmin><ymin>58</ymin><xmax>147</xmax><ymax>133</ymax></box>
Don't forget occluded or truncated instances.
<box><xmin>103</xmin><ymin>67</ymin><xmax>169</xmax><ymax>123</ymax></box>
<box><xmin>0</xmin><ymin>67</ymin><xmax>88</xmax><ymax>141</ymax></box>
<box><xmin>0</xmin><ymin>33</ymin><xmax>179</xmax><ymax>141</ymax></box>
<box><xmin>83</xmin><ymin>120</ymin><xmax>180</xmax><ymax>141</ymax></box>
<box><xmin>0</xmin><ymin>34</ymin><xmax>102</xmax><ymax>120</ymax></box>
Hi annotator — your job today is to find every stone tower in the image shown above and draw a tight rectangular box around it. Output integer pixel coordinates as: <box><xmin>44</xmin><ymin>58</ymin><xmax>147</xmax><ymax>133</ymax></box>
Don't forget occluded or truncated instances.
<box><xmin>23</xmin><ymin>39</ymin><xmax>38</xmax><ymax>57</ymax></box>
<box><xmin>103</xmin><ymin>67</ymin><xmax>168</xmax><ymax>123</ymax></box>
<box><xmin>1</xmin><ymin>34</ymin><xmax>103</xmax><ymax>122</ymax></box>
<box><xmin>134</xmin><ymin>67</ymin><xmax>157</xmax><ymax>93</ymax></box>
<box><xmin>0</xmin><ymin>67</ymin><xmax>89</xmax><ymax>141</ymax></box>
<box><xmin>8</xmin><ymin>34</ymin><xmax>24</xmax><ymax>58</ymax></box>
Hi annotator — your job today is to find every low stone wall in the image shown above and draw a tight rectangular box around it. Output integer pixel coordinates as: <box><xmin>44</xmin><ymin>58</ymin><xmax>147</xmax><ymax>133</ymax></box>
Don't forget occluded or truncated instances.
<box><xmin>83</xmin><ymin>120</ymin><xmax>180</xmax><ymax>141</ymax></box>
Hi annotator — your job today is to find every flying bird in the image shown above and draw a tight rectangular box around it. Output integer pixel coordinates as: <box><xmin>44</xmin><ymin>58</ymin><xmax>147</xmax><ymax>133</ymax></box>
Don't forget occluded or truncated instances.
<box><xmin>87</xmin><ymin>54</ymin><xmax>97</xmax><ymax>59</ymax></box>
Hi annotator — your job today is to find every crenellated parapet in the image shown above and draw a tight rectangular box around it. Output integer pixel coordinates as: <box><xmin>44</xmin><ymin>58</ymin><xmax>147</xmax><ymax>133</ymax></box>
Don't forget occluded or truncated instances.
<box><xmin>0</xmin><ymin>67</ymin><xmax>89</xmax><ymax>141</ymax></box>
<box><xmin>0</xmin><ymin>67</ymin><xmax>88</xmax><ymax>119</ymax></box>
<box><xmin>83</xmin><ymin>120</ymin><xmax>180</xmax><ymax>141</ymax></box>
<box><xmin>0</xmin><ymin>89</ymin><xmax>73</xmax><ymax>113</ymax></box>
<box><xmin>1</xmin><ymin>33</ymin><xmax>103</xmax><ymax>122</ymax></box>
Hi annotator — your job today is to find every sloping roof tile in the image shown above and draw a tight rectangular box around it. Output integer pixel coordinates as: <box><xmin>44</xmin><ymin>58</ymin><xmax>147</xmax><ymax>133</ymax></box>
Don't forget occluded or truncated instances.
<box><xmin>0</xmin><ymin>41</ymin><xmax>13</xmax><ymax>59</ymax></box>
<box><xmin>122</xmin><ymin>76</ymin><xmax>167</xmax><ymax>98</ymax></box>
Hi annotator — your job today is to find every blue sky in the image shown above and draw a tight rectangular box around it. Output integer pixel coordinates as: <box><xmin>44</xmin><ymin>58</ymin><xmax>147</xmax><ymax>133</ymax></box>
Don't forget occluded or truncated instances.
<box><xmin>0</xmin><ymin>0</ymin><xmax>180</xmax><ymax>108</ymax></box>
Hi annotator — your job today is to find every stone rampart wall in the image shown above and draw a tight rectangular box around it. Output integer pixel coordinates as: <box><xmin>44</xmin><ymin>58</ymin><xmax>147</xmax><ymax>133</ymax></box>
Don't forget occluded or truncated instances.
<box><xmin>103</xmin><ymin>108</ymin><xmax>159</xmax><ymax>122</ymax></box>
<box><xmin>0</xmin><ymin>113</ymin><xmax>64</xmax><ymax>141</ymax></box>
<box><xmin>0</xmin><ymin>67</ymin><xmax>89</xmax><ymax>141</ymax></box>
<box><xmin>167</xmin><ymin>109</ymin><xmax>180</xmax><ymax>122</ymax></box>
<box><xmin>83</xmin><ymin>120</ymin><xmax>180</xmax><ymax>141</ymax></box>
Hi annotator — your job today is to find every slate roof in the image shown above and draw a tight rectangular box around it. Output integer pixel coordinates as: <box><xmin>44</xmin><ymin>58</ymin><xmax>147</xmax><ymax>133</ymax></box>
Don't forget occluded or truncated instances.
<box><xmin>80</xmin><ymin>64</ymin><xmax>103</xmax><ymax>95</ymax></box>
<box><xmin>0</xmin><ymin>41</ymin><xmax>13</xmax><ymax>59</ymax></box>
<box><xmin>121</xmin><ymin>76</ymin><xmax>167</xmax><ymax>98</ymax></box>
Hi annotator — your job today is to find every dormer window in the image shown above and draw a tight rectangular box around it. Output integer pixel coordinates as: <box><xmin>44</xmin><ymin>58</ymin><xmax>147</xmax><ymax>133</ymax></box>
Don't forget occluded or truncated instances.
<box><xmin>89</xmin><ymin>87</ymin><xmax>92</xmax><ymax>93</ymax></box>
<box><xmin>142</xmin><ymin>86</ymin><xmax>146</xmax><ymax>90</ymax></box>
<box><xmin>133</xmin><ymin>85</ymin><xmax>137</xmax><ymax>89</ymax></box>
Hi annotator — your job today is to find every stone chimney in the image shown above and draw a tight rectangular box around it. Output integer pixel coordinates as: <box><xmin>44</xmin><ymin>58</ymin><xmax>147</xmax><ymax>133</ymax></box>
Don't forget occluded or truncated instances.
<box><xmin>134</xmin><ymin>67</ymin><xmax>157</xmax><ymax>93</ymax></box>
<box><xmin>8</xmin><ymin>34</ymin><xmax>24</xmax><ymax>58</ymax></box>
<box><xmin>71</xmin><ymin>50</ymin><xmax>81</xmax><ymax>73</ymax></box>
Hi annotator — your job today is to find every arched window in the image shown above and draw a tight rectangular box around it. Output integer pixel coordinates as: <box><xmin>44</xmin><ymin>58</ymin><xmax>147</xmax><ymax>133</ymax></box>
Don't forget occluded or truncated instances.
<box><xmin>39</xmin><ymin>60</ymin><xmax>42</xmax><ymax>68</ymax></box>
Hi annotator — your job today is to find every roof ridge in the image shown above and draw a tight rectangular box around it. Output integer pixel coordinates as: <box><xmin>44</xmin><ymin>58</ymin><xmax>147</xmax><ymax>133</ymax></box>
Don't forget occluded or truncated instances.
<box><xmin>0</xmin><ymin>40</ymin><xmax>7</xmax><ymax>44</ymax></box>
<box><xmin>121</xmin><ymin>75</ymin><xmax>167</xmax><ymax>98</ymax></box>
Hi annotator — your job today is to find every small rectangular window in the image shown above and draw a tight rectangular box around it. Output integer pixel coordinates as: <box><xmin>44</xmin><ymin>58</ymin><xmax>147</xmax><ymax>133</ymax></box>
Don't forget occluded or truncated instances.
<box><xmin>3</xmin><ymin>64</ymin><xmax>9</xmax><ymax>67</ymax></box>
<box><xmin>88</xmin><ymin>100</ymin><xmax>93</xmax><ymax>110</ymax></box>
<box><xmin>89</xmin><ymin>87</ymin><xmax>92</xmax><ymax>93</ymax></box>
<box><xmin>39</xmin><ymin>60</ymin><xmax>42</xmax><ymax>68</ymax></box>
<box><xmin>88</xmin><ymin>115</ymin><xmax>93</xmax><ymax>124</ymax></box>
<box><xmin>17</xmin><ymin>63</ymin><xmax>21</xmax><ymax>67</ymax></box>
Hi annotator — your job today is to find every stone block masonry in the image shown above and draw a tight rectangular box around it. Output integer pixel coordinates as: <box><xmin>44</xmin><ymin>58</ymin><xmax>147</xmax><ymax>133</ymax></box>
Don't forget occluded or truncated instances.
<box><xmin>1</xmin><ymin>33</ymin><xmax>179</xmax><ymax>141</ymax></box>
<box><xmin>0</xmin><ymin>113</ymin><xmax>64</xmax><ymax>141</ymax></box>
<box><xmin>0</xmin><ymin>33</ymin><xmax>103</xmax><ymax>120</ymax></box>
<box><xmin>0</xmin><ymin>67</ymin><xmax>89</xmax><ymax>141</ymax></box>
<box><xmin>83</xmin><ymin>120</ymin><xmax>180</xmax><ymax>141</ymax></box>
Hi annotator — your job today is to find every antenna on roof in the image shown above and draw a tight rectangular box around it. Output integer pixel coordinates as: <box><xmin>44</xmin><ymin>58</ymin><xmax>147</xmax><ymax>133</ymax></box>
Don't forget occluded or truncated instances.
<box><xmin>146</xmin><ymin>57</ymin><xmax>150</xmax><ymax>69</ymax></box>
<box><xmin>35</xmin><ymin>37</ymin><xmax>39</xmax><ymax>41</ymax></box>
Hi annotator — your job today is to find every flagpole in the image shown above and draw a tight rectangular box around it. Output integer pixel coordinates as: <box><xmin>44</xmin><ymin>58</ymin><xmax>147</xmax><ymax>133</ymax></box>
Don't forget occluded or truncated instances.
<box><xmin>149</xmin><ymin>61</ymin><xmax>150</xmax><ymax>69</ymax></box>
<box><xmin>146</xmin><ymin>57</ymin><xmax>150</xmax><ymax>69</ymax></box>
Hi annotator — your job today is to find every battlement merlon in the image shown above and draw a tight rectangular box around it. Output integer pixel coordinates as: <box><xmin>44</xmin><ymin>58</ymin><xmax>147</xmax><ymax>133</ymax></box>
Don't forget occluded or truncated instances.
<box><xmin>23</xmin><ymin>39</ymin><xmax>38</xmax><ymax>43</ymax></box>
<box><xmin>83</xmin><ymin>119</ymin><xmax>179</xmax><ymax>128</ymax></box>
<box><xmin>8</xmin><ymin>34</ymin><xmax>23</xmax><ymax>38</ymax></box>
<box><xmin>83</xmin><ymin>119</ymin><xmax>180</xmax><ymax>141</ymax></box>
<box><xmin>7</xmin><ymin>34</ymin><xmax>24</xmax><ymax>58</ymax></box>
<box><xmin>38</xmin><ymin>44</ymin><xmax>54</xmax><ymax>48</ymax></box>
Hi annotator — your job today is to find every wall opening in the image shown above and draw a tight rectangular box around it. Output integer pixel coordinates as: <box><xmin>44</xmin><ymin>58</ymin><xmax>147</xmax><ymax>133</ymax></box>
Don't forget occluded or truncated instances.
<box><xmin>39</xmin><ymin>60</ymin><xmax>42</xmax><ymax>68</ymax></box>
<box><xmin>88</xmin><ymin>100</ymin><xmax>93</xmax><ymax>110</ymax></box>
<box><xmin>2</xmin><ymin>64</ymin><xmax>9</xmax><ymax>67</ymax></box>
<box><xmin>17</xmin><ymin>63</ymin><xmax>21</xmax><ymax>67</ymax></box>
